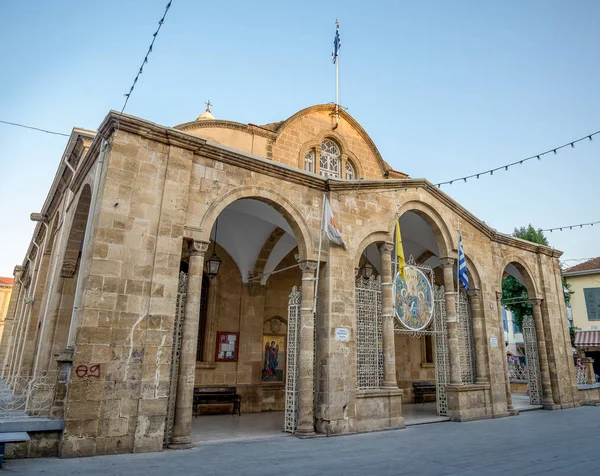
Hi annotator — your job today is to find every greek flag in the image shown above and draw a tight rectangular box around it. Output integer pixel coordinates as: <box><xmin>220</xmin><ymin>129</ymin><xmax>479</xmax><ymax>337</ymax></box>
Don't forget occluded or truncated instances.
<box><xmin>458</xmin><ymin>232</ymin><xmax>470</xmax><ymax>291</ymax></box>
<box><xmin>332</xmin><ymin>21</ymin><xmax>341</xmax><ymax>64</ymax></box>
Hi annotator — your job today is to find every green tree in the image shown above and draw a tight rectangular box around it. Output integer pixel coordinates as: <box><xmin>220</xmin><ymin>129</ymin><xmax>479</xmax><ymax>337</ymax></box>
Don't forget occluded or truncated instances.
<box><xmin>513</xmin><ymin>224</ymin><xmax>549</xmax><ymax>246</ymax></box>
<box><xmin>502</xmin><ymin>225</ymin><xmax>548</xmax><ymax>329</ymax></box>
<box><xmin>502</xmin><ymin>224</ymin><xmax>574</xmax><ymax>329</ymax></box>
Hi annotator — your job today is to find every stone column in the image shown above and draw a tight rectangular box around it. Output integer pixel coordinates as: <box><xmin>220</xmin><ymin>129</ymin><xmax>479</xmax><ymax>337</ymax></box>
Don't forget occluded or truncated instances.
<box><xmin>379</xmin><ymin>242</ymin><xmax>397</xmax><ymax>388</ymax></box>
<box><xmin>169</xmin><ymin>240</ymin><xmax>209</xmax><ymax>449</ymax></box>
<box><xmin>468</xmin><ymin>289</ymin><xmax>489</xmax><ymax>383</ymax></box>
<box><xmin>530</xmin><ymin>299</ymin><xmax>555</xmax><ymax>407</ymax></box>
<box><xmin>496</xmin><ymin>291</ymin><xmax>513</xmax><ymax>413</ymax></box>
<box><xmin>296</xmin><ymin>260</ymin><xmax>317</xmax><ymax>436</ymax></box>
<box><xmin>440</xmin><ymin>258</ymin><xmax>462</xmax><ymax>385</ymax></box>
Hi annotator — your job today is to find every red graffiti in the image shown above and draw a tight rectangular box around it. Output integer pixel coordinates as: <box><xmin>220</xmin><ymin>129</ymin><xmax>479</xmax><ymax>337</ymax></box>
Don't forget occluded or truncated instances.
<box><xmin>75</xmin><ymin>364</ymin><xmax>101</xmax><ymax>379</ymax></box>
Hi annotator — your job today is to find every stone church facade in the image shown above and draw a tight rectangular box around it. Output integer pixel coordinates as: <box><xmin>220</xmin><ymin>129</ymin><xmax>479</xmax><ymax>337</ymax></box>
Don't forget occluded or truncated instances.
<box><xmin>1</xmin><ymin>104</ymin><xmax>578</xmax><ymax>458</ymax></box>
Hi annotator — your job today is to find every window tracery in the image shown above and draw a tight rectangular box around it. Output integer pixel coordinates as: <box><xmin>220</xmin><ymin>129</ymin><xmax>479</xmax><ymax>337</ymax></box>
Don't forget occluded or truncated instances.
<box><xmin>319</xmin><ymin>139</ymin><xmax>341</xmax><ymax>178</ymax></box>
<box><xmin>345</xmin><ymin>161</ymin><xmax>355</xmax><ymax>180</ymax></box>
<box><xmin>304</xmin><ymin>149</ymin><xmax>315</xmax><ymax>173</ymax></box>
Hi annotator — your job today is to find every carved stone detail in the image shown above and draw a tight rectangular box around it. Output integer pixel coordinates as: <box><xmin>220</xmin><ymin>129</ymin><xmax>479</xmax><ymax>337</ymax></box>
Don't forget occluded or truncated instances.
<box><xmin>529</xmin><ymin>298</ymin><xmax>542</xmax><ymax>307</ymax></box>
<box><xmin>439</xmin><ymin>257</ymin><xmax>455</xmax><ymax>269</ymax></box>
<box><xmin>60</xmin><ymin>259</ymin><xmax>78</xmax><ymax>278</ymax></box>
<box><xmin>378</xmin><ymin>242</ymin><xmax>394</xmax><ymax>254</ymax></box>
<box><xmin>299</xmin><ymin>260</ymin><xmax>318</xmax><ymax>273</ymax></box>
<box><xmin>188</xmin><ymin>240</ymin><xmax>209</xmax><ymax>257</ymax></box>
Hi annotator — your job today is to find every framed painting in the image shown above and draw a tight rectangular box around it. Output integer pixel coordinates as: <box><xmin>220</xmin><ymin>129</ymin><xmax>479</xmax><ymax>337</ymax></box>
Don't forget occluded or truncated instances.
<box><xmin>215</xmin><ymin>331</ymin><xmax>239</xmax><ymax>362</ymax></box>
<box><xmin>261</xmin><ymin>335</ymin><xmax>286</xmax><ymax>383</ymax></box>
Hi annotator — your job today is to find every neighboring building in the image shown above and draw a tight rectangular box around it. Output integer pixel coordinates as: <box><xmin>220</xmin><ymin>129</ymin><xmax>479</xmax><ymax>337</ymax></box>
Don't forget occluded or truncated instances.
<box><xmin>563</xmin><ymin>257</ymin><xmax>600</xmax><ymax>330</ymax></box>
<box><xmin>502</xmin><ymin>307</ymin><xmax>524</xmax><ymax>356</ymax></box>
<box><xmin>0</xmin><ymin>277</ymin><xmax>14</xmax><ymax>343</ymax></box>
<box><xmin>565</xmin><ymin>257</ymin><xmax>600</xmax><ymax>377</ymax></box>
<box><xmin>0</xmin><ymin>104</ymin><xmax>577</xmax><ymax>458</ymax></box>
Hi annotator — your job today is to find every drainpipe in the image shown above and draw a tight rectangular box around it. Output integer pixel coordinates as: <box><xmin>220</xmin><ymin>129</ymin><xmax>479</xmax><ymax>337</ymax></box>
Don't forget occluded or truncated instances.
<box><xmin>67</xmin><ymin>138</ymin><xmax>109</xmax><ymax>348</ymax></box>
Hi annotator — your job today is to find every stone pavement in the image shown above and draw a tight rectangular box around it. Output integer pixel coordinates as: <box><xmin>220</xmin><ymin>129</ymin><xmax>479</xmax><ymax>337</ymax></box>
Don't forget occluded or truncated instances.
<box><xmin>6</xmin><ymin>407</ymin><xmax>600</xmax><ymax>475</ymax></box>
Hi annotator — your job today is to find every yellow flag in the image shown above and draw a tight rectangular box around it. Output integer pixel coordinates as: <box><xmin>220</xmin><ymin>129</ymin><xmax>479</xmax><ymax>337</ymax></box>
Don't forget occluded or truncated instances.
<box><xmin>395</xmin><ymin>220</ymin><xmax>407</xmax><ymax>281</ymax></box>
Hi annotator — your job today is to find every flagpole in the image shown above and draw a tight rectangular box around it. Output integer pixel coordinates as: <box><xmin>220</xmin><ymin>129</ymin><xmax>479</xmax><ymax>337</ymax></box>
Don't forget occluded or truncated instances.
<box><xmin>457</xmin><ymin>224</ymin><xmax>461</xmax><ymax>312</ymax></box>
<box><xmin>313</xmin><ymin>193</ymin><xmax>326</xmax><ymax>314</ymax></box>
<box><xmin>335</xmin><ymin>52</ymin><xmax>339</xmax><ymax>127</ymax></box>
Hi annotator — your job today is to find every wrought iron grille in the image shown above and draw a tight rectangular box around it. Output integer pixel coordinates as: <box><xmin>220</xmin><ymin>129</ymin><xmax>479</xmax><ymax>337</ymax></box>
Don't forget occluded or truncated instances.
<box><xmin>576</xmin><ymin>364</ymin><xmax>588</xmax><ymax>385</ymax></box>
<box><xmin>507</xmin><ymin>358</ymin><xmax>528</xmax><ymax>381</ymax></box>
<box><xmin>433</xmin><ymin>285</ymin><xmax>449</xmax><ymax>416</ymax></box>
<box><xmin>522</xmin><ymin>315</ymin><xmax>543</xmax><ymax>405</ymax></box>
<box><xmin>457</xmin><ymin>289</ymin><xmax>476</xmax><ymax>385</ymax></box>
<box><xmin>284</xmin><ymin>286</ymin><xmax>301</xmax><ymax>433</ymax></box>
<box><xmin>0</xmin><ymin>371</ymin><xmax>57</xmax><ymax>418</ymax></box>
<box><xmin>163</xmin><ymin>270</ymin><xmax>187</xmax><ymax>447</ymax></box>
<box><xmin>355</xmin><ymin>276</ymin><xmax>383</xmax><ymax>389</ymax></box>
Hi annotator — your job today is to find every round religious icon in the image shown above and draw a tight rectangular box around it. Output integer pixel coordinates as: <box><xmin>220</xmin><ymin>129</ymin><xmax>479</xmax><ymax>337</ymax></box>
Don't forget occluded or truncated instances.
<box><xmin>392</xmin><ymin>265</ymin><xmax>434</xmax><ymax>331</ymax></box>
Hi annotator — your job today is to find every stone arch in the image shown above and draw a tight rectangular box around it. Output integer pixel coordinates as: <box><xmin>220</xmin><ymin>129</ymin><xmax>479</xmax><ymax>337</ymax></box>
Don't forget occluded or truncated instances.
<box><xmin>353</xmin><ymin>230</ymin><xmax>391</xmax><ymax>267</ymax></box>
<box><xmin>60</xmin><ymin>185</ymin><xmax>92</xmax><ymax>278</ymax></box>
<box><xmin>392</xmin><ymin>200</ymin><xmax>454</xmax><ymax>259</ymax></box>
<box><xmin>197</xmin><ymin>186</ymin><xmax>314</xmax><ymax>261</ymax></box>
<box><xmin>253</xmin><ymin>227</ymin><xmax>287</xmax><ymax>279</ymax></box>
<box><xmin>497</xmin><ymin>255</ymin><xmax>540</xmax><ymax>298</ymax></box>
<box><xmin>463</xmin><ymin>253</ymin><xmax>483</xmax><ymax>291</ymax></box>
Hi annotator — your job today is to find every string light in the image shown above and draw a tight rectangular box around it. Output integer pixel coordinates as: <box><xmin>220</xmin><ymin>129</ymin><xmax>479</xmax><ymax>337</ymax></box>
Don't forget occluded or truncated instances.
<box><xmin>543</xmin><ymin>220</ymin><xmax>600</xmax><ymax>233</ymax></box>
<box><xmin>0</xmin><ymin>120</ymin><xmax>69</xmax><ymax>137</ymax></box>
<box><xmin>120</xmin><ymin>1</ymin><xmax>173</xmax><ymax>114</ymax></box>
<box><xmin>435</xmin><ymin>129</ymin><xmax>600</xmax><ymax>187</ymax></box>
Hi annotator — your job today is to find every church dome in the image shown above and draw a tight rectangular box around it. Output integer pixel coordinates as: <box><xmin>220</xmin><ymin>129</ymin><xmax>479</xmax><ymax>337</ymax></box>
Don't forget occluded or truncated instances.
<box><xmin>197</xmin><ymin>101</ymin><xmax>215</xmax><ymax>121</ymax></box>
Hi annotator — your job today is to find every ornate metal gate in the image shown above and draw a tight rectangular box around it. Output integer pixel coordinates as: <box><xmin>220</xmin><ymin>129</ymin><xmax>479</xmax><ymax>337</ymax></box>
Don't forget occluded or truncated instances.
<box><xmin>457</xmin><ymin>290</ymin><xmax>476</xmax><ymax>385</ymax></box>
<box><xmin>355</xmin><ymin>276</ymin><xmax>383</xmax><ymax>389</ymax></box>
<box><xmin>522</xmin><ymin>315</ymin><xmax>543</xmax><ymax>405</ymax></box>
<box><xmin>432</xmin><ymin>285</ymin><xmax>449</xmax><ymax>416</ymax></box>
<box><xmin>284</xmin><ymin>286</ymin><xmax>301</xmax><ymax>433</ymax></box>
<box><xmin>163</xmin><ymin>271</ymin><xmax>187</xmax><ymax>447</ymax></box>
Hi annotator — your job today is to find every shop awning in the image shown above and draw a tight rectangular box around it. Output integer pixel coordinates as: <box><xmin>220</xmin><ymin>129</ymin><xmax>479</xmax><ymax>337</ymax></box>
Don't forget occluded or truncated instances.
<box><xmin>574</xmin><ymin>330</ymin><xmax>600</xmax><ymax>347</ymax></box>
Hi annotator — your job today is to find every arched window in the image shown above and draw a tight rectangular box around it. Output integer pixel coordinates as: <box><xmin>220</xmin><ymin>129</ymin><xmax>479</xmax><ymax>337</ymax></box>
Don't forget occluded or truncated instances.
<box><xmin>319</xmin><ymin>139</ymin><xmax>341</xmax><ymax>178</ymax></box>
<box><xmin>345</xmin><ymin>161</ymin><xmax>356</xmax><ymax>180</ymax></box>
<box><xmin>304</xmin><ymin>149</ymin><xmax>315</xmax><ymax>173</ymax></box>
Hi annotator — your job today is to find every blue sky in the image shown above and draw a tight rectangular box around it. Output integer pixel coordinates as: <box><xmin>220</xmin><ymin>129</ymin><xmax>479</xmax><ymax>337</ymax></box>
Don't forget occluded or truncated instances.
<box><xmin>1</xmin><ymin>0</ymin><xmax>599</xmax><ymax>276</ymax></box>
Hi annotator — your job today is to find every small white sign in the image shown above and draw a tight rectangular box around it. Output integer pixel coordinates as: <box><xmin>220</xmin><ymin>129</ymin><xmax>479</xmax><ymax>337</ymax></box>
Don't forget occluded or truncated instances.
<box><xmin>335</xmin><ymin>328</ymin><xmax>350</xmax><ymax>341</ymax></box>
<box><xmin>490</xmin><ymin>336</ymin><xmax>498</xmax><ymax>347</ymax></box>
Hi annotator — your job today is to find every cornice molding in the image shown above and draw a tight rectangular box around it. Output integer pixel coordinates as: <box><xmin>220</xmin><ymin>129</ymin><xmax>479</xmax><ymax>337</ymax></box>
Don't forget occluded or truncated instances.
<box><xmin>174</xmin><ymin>119</ymin><xmax>276</xmax><ymax>140</ymax></box>
<box><xmin>66</xmin><ymin>111</ymin><xmax>562</xmax><ymax>261</ymax></box>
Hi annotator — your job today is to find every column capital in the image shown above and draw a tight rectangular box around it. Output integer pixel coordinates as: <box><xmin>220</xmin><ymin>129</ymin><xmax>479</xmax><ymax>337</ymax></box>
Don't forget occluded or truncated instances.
<box><xmin>529</xmin><ymin>298</ymin><xmax>543</xmax><ymax>307</ymax></box>
<box><xmin>495</xmin><ymin>291</ymin><xmax>503</xmax><ymax>300</ymax></box>
<box><xmin>188</xmin><ymin>240</ymin><xmax>209</xmax><ymax>257</ymax></box>
<box><xmin>439</xmin><ymin>257</ymin><xmax>455</xmax><ymax>269</ymax></box>
<box><xmin>299</xmin><ymin>260</ymin><xmax>318</xmax><ymax>273</ymax></box>
<box><xmin>467</xmin><ymin>288</ymin><xmax>481</xmax><ymax>299</ymax></box>
<box><xmin>378</xmin><ymin>242</ymin><xmax>394</xmax><ymax>254</ymax></box>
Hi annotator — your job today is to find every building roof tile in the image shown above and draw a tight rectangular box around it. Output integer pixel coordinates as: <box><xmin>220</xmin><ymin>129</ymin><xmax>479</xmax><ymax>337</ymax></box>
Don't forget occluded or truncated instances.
<box><xmin>563</xmin><ymin>256</ymin><xmax>600</xmax><ymax>274</ymax></box>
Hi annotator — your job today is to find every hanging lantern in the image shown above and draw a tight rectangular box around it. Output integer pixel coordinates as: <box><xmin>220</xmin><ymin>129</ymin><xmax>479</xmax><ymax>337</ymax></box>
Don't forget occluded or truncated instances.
<box><xmin>205</xmin><ymin>218</ymin><xmax>221</xmax><ymax>279</ymax></box>
<box><xmin>360</xmin><ymin>260</ymin><xmax>374</xmax><ymax>279</ymax></box>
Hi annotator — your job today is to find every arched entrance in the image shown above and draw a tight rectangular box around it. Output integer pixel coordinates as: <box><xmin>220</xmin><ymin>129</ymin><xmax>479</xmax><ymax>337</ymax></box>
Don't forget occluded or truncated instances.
<box><xmin>379</xmin><ymin>209</ymin><xmax>476</xmax><ymax>424</ymax></box>
<box><xmin>500</xmin><ymin>260</ymin><xmax>546</xmax><ymax>410</ymax></box>
<box><xmin>164</xmin><ymin>196</ymin><xmax>311</xmax><ymax>446</ymax></box>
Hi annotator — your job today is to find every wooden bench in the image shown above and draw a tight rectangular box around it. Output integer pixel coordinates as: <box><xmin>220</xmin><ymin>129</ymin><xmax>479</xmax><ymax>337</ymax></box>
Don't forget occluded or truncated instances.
<box><xmin>412</xmin><ymin>381</ymin><xmax>436</xmax><ymax>404</ymax></box>
<box><xmin>193</xmin><ymin>387</ymin><xmax>241</xmax><ymax>416</ymax></box>
<box><xmin>0</xmin><ymin>432</ymin><xmax>30</xmax><ymax>467</ymax></box>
